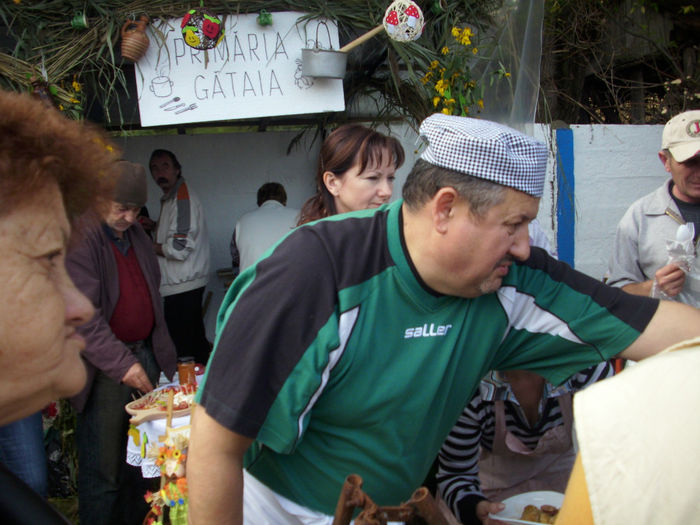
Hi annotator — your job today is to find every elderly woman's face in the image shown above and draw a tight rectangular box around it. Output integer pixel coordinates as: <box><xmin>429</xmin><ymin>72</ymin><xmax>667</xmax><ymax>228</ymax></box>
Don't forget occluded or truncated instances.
<box><xmin>0</xmin><ymin>182</ymin><xmax>94</xmax><ymax>424</ymax></box>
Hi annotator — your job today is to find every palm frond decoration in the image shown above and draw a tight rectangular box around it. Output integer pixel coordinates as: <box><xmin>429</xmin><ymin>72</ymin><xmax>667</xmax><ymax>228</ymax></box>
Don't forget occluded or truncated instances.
<box><xmin>0</xmin><ymin>1</ymin><xmax>503</xmax><ymax>129</ymax></box>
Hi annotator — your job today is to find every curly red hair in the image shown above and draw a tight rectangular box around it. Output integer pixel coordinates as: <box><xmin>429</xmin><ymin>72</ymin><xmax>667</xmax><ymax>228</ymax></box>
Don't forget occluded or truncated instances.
<box><xmin>0</xmin><ymin>89</ymin><xmax>118</xmax><ymax>222</ymax></box>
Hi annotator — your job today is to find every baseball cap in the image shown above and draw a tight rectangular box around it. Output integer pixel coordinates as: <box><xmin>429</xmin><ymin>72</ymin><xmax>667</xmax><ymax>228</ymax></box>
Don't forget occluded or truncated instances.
<box><xmin>113</xmin><ymin>160</ymin><xmax>147</xmax><ymax>208</ymax></box>
<box><xmin>661</xmin><ymin>110</ymin><xmax>700</xmax><ymax>163</ymax></box>
<box><xmin>419</xmin><ymin>114</ymin><xmax>547</xmax><ymax>197</ymax></box>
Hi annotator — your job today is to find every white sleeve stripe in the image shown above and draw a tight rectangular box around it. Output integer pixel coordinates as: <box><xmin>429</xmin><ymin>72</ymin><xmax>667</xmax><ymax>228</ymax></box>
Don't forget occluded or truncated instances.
<box><xmin>497</xmin><ymin>286</ymin><xmax>584</xmax><ymax>344</ymax></box>
<box><xmin>296</xmin><ymin>306</ymin><xmax>359</xmax><ymax>439</ymax></box>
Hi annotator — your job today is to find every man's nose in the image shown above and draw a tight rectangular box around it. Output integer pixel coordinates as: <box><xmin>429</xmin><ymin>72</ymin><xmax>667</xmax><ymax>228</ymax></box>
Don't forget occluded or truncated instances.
<box><xmin>124</xmin><ymin>210</ymin><xmax>139</xmax><ymax>223</ymax></box>
<box><xmin>509</xmin><ymin>226</ymin><xmax>531</xmax><ymax>261</ymax></box>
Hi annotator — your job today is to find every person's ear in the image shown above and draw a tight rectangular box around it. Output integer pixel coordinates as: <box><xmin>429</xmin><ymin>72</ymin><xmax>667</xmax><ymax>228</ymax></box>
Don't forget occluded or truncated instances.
<box><xmin>658</xmin><ymin>150</ymin><xmax>672</xmax><ymax>173</ymax></box>
<box><xmin>432</xmin><ymin>187</ymin><xmax>459</xmax><ymax>234</ymax></box>
<box><xmin>323</xmin><ymin>171</ymin><xmax>340</xmax><ymax>196</ymax></box>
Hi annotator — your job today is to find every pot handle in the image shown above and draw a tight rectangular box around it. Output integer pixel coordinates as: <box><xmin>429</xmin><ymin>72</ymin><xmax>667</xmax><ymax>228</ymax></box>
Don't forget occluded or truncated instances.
<box><xmin>121</xmin><ymin>15</ymin><xmax>148</xmax><ymax>37</ymax></box>
<box><xmin>121</xmin><ymin>20</ymin><xmax>136</xmax><ymax>37</ymax></box>
<box><xmin>314</xmin><ymin>20</ymin><xmax>333</xmax><ymax>50</ymax></box>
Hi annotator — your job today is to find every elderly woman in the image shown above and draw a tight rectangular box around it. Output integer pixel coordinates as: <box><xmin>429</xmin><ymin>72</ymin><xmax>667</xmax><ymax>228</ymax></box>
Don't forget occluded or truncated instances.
<box><xmin>0</xmin><ymin>89</ymin><xmax>115</xmax><ymax>521</ymax></box>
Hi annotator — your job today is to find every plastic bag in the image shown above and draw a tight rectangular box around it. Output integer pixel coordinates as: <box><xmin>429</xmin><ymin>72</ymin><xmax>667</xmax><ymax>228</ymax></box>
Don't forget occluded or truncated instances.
<box><xmin>650</xmin><ymin>223</ymin><xmax>698</xmax><ymax>306</ymax></box>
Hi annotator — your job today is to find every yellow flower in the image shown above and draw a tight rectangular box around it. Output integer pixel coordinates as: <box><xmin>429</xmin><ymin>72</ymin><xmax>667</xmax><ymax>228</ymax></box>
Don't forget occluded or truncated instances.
<box><xmin>505</xmin><ymin>72</ymin><xmax>511</xmax><ymax>77</ymax></box>
<box><xmin>478</xmin><ymin>99</ymin><xmax>484</xmax><ymax>109</ymax></box>
<box><xmin>433</xmin><ymin>96</ymin><xmax>440</xmax><ymax>107</ymax></box>
<box><xmin>446</xmin><ymin>98</ymin><xmax>456</xmax><ymax>106</ymax></box>
<box><xmin>430</xmin><ymin>60</ymin><xmax>439</xmax><ymax>70</ymax></box>
<box><xmin>459</xmin><ymin>27</ymin><xmax>473</xmax><ymax>46</ymax></box>
<box><xmin>441</xmin><ymin>107</ymin><xmax>452</xmax><ymax>115</ymax></box>
<box><xmin>58</xmin><ymin>104</ymin><xmax>64</xmax><ymax>111</ymax></box>
<box><xmin>69</xmin><ymin>97</ymin><xmax>79</xmax><ymax>104</ymax></box>
<box><xmin>421</xmin><ymin>72</ymin><xmax>433</xmax><ymax>84</ymax></box>
<box><xmin>12</xmin><ymin>0</ymin><xmax>21</xmax><ymax>4</ymax></box>
<box><xmin>72</xmin><ymin>80</ymin><xmax>82</xmax><ymax>92</ymax></box>
<box><xmin>441</xmin><ymin>46</ymin><xmax>449</xmax><ymax>55</ymax></box>
<box><xmin>435</xmin><ymin>79</ymin><xmax>449</xmax><ymax>95</ymax></box>
<box><xmin>472</xmin><ymin>47</ymin><xmax>478</xmax><ymax>55</ymax></box>
<box><xmin>451</xmin><ymin>27</ymin><xmax>461</xmax><ymax>38</ymax></box>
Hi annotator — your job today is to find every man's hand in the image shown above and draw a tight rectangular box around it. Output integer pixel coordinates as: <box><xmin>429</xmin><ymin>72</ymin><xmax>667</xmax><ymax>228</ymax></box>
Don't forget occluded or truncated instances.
<box><xmin>621</xmin><ymin>262</ymin><xmax>687</xmax><ymax>298</ymax></box>
<box><xmin>476</xmin><ymin>499</ymin><xmax>507</xmax><ymax>524</ymax></box>
<box><xmin>121</xmin><ymin>363</ymin><xmax>154</xmax><ymax>393</ymax></box>
<box><xmin>653</xmin><ymin>263</ymin><xmax>687</xmax><ymax>297</ymax></box>
<box><xmin>154</xmin><ymin>242</ymin><xmax>164</xmax><ymax>256</ymax></box>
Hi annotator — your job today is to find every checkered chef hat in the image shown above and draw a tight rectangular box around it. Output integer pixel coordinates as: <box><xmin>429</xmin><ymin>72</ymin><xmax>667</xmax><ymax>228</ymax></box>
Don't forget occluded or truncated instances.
<box><xmin>419</xmin><ymin>114</ymin><xmax>548</xmax><ymax>197</ymax></box>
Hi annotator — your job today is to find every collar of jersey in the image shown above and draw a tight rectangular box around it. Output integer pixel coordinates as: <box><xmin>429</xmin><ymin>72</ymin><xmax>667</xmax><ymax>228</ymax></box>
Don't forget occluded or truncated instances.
<box><xmin>386</xmin><ymin>199</ymin><xmax>459</xmax><ymax>311</ymax></box>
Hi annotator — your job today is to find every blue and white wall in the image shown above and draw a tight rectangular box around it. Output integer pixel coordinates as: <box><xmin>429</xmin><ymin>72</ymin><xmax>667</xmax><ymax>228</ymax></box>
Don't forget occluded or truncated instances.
<box><xmin>115</xmin><ymin>122</ymin><xmax>668</xmax><ymax>341</ymax></box>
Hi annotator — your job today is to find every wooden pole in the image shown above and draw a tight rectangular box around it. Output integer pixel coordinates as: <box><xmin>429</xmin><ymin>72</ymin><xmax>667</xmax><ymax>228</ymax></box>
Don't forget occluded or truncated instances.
<box><xmin>339</xmin><ymin>25</ymin><xmax>384</xmax><ymax>53</ymax></box>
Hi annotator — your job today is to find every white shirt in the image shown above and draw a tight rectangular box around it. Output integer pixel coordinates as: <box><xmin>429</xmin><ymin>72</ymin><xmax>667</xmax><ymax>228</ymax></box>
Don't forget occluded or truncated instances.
<box><xmin>234</xmin><ymin>200</ymin><xmax>300</xmax><ymax>271</ymax></box>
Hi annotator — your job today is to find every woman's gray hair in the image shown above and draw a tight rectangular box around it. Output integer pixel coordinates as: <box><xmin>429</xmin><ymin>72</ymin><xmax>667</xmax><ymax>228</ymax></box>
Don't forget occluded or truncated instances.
<box><xmin>402</xmin><ymin>159</ymin><xmax>507</xmax><ymax>218</ymax></box>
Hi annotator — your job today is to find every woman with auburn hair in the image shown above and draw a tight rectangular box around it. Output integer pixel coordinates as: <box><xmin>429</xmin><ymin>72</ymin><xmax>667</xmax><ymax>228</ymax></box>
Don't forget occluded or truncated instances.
<box><xmin>0</xmin><ymin>88</ymin><xmax>115</xmax><ymax>523</ymax></box>
<box><xmin>297</xmin><ymin>124</ymin><xmax>405</xmax><ymax>225</ymax></box>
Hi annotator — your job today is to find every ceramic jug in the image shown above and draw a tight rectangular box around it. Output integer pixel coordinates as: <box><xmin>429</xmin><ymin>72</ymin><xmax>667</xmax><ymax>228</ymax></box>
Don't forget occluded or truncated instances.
<box><xmin>121</xmin><ymin>15</ymin><xmax>150</xmax><ymax>62</ymax></box>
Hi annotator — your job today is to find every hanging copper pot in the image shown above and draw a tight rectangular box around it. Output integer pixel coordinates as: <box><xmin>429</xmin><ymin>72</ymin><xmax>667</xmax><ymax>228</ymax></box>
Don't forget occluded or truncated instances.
<box><xmin>121</xmin><ymin>15</ymin><xmax>150</xmax><ymax>63</ymax></box>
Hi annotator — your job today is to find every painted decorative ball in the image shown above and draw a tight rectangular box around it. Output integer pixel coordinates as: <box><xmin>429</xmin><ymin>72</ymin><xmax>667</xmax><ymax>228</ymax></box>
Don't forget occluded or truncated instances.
<box><xmin>181</xmin><ymin>8</ymin><xmax>225</xmax><ymax>50</ymax></box>
<box><xmin>383</xmin><ymin>0</ymin><xmax>425</xmax><ymax>42</ymax></box>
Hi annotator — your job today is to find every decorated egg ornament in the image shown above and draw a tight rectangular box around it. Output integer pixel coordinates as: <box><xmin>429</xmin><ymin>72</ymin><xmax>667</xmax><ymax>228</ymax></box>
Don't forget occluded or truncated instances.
<box><xmin>181</xmin><ymin>8</ymin><xmax>225</xmax><ymax>50</ymax></box>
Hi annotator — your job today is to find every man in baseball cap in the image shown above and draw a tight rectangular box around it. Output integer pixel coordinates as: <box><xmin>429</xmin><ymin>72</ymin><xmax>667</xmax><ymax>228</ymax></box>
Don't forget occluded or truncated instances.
<box><xmin>187</xmin><ymin>114</ymin><xmax>700</xmax><ymax>525</ymax></box>
<box><xmin>608</xmin><ymin>109</ymin><xmax>700</xmax><ymax>300</ymax></box>
<box><xmin>661</xmin><ymin>109</ymin><xmax>700</xmax><ymax>163</ymax></box>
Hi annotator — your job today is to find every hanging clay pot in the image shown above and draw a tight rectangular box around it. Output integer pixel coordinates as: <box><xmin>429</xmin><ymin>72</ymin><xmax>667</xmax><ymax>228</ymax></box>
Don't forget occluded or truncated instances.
<box><xmin>121</xmin><ymin>15</ymin><xmax>150</xmax><ymax>63</ymax></box>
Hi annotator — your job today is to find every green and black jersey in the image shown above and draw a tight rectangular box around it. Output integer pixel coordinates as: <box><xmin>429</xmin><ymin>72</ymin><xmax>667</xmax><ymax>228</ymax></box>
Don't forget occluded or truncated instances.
<box><xmin>196</xmin><ymin>199</ymin><xmax>657</xmax><ymax>515</ymax></box>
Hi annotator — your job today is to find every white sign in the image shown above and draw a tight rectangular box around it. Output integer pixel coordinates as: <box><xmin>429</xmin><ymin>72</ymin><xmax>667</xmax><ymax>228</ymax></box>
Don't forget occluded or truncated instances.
<box><xmin>134</xmin><ymin>12</ymin><xmax>345</xmax><ymax>127</ymax></box>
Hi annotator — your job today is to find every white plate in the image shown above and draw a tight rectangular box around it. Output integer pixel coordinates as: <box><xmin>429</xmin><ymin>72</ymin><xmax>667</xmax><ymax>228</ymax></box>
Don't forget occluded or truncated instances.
<box><xmin>488</xmin><ymin>490</ymin><xmax>564</xmax><ymax>524</ymax></box>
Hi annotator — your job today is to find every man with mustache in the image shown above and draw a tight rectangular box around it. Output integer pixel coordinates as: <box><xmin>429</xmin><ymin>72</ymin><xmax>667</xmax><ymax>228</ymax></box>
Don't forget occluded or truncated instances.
<box><xmin>66</xmin><ymin>161</ymin><xmax>176</xmax><ymax>525</ymax></box>
<box><xmin>187</xmin><ymin>114</ymin><xmax>700</xmax><ymax>525</ymax></box>
<box><xmin>149</xmin><ymin>149</ymin><xmax>211</xmax><ymax>366</ymax></box>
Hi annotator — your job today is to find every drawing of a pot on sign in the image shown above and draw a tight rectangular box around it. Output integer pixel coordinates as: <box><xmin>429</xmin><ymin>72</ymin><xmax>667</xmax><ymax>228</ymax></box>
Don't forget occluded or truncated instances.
<box><xmin>150</xmin><ymin>76</ymin><xmax>174</xmax><ymax>98</ymax></box>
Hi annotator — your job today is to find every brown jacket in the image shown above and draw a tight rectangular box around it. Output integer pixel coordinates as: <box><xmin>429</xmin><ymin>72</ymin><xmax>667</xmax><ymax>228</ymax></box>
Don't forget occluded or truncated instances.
<box><xmin>66</xmin><ymin>220</ymin><xmax>176</xmax><ymax>412</ymax></box>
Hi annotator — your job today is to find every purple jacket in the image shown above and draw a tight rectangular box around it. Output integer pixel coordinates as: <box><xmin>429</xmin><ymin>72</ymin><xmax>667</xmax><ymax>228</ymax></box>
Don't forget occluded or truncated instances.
<box><xmin>66</xmin><ymin>220</ymin><xmax>177</xmax><ymax>412</ymax></box>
